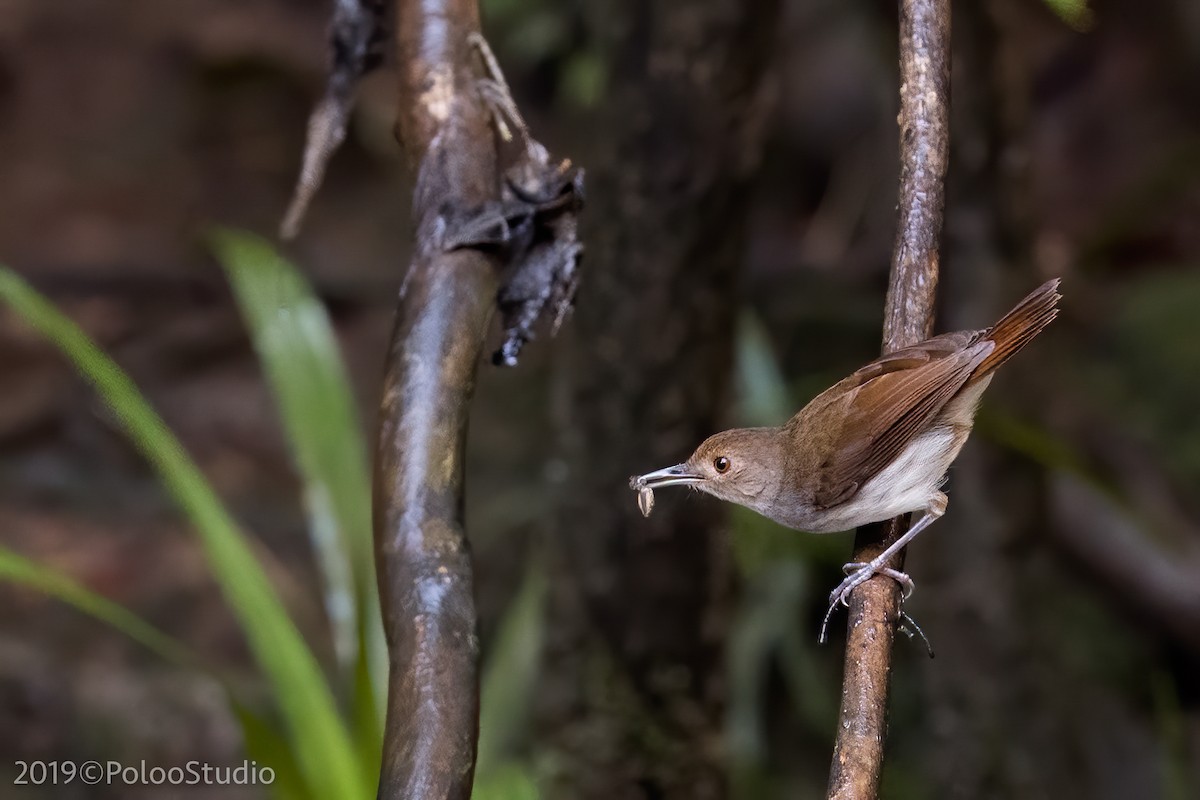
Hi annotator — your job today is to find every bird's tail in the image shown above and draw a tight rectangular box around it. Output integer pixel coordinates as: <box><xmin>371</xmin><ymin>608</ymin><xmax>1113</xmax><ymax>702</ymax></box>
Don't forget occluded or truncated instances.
<box><xmin>975</xmin><ymin>278</ymin><xmax>1061</xmax><ymax>378</ymax></box>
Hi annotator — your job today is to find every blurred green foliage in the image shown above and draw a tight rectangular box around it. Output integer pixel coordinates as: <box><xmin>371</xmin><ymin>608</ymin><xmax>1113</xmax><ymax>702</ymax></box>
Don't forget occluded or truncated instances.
<box><xmin>1043</xmin><ymin>0</ymin><xmax>1095</xmax><ymax>31</ymax></box>
<box><xmin>482</xmin><ymin>0</ymin><xmax>605</xmax><ymax>109</ymax></box>
<box><xmin>1110</xmin><ymin>270</ymin><xmax>1200</xmax><ymax>485</ymax></box>
<box><xmin>728</xmin><ymin>313</ymin><xmax>844</xmax><ymax>799</ymax></box>
<box><xmin>0</xmin><ymin>546</ymin><xmax>198</xmax><ymax>670</ymax></box>
<box><xmin>1</xmin><ymin>241</ymin><xmax>1194</xmax><ymax>799</ymax></box>
<box><xmin>213</xmin><ymin>230</ymin><xmax>387</xmax><ymax>777</ymax></box>
<box><xmin>0</xmin><ymin>261</ymin><xmax>369</xmax><ymax>799</ymax></box>
<box><xmin>0</xmin><ymin>236</ymin><xmax>543</xmax><ymax>799</ymax></box>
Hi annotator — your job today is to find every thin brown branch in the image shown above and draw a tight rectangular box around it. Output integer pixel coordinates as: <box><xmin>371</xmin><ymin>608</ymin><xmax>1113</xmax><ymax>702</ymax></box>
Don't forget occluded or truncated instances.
<box><xmin>281</xmin><ymin>0</ymin><xmax>385</xmax><ymax>239</ymax></box>
<box><xmin>826</xmin><ymin>1</ymin><xmax>951</xmax><ymax>798</ymax></box>
<box><xmin>374</xmin><ymin>1</ymin><xmax>582</xmax><ymax>798</ymax></box>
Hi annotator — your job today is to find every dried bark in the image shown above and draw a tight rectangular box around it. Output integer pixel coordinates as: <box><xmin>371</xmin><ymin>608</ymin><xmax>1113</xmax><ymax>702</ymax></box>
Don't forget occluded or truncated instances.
<box><xmin>826</xmin><ymin>1</ymin><xmax>951</xmax><ymax>798</ymax></box>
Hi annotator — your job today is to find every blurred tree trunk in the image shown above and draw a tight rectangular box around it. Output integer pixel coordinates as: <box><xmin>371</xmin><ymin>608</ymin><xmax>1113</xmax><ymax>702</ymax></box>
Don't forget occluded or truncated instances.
<box><xmin>535</xmin><ymin>2</ymin><xmax>780</xmax><ymax>798</ymax></box>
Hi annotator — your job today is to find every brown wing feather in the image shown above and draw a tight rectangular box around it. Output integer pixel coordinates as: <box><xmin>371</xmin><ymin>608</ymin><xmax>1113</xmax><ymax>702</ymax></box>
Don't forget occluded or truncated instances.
<box><xmin>788</xmin><ymin>334</ymin><xmax>992</xmax><ymax>508</ymax></box>
<box><xmin>785</xmin><ymin>279</ymin><xmax>1061</xmax><ymax>510</ymax></box>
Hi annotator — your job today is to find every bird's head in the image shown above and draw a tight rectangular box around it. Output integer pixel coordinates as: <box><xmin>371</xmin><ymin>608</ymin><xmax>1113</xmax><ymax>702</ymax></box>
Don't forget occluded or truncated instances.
<box><xmin>631</xmin><ymin>427</ymin><xmax>785</xmax><ymax>513</ymax></box>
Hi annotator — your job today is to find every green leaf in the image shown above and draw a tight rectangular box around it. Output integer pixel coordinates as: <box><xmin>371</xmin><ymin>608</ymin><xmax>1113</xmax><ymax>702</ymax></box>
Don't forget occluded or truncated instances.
<box><xmin>476</xmin><ymin>558</ymin><xmax>548</xmax><ymax>779</ymax></box>
<box><xmin>472</xmin><ymin>761</ymin><xmax>540</xmax><ymax>800</ymax></box>
<box><xmin>236</xmin><ymin>705</ymin><xmax>316</xmax><ymax>800</ymax></box>
<box><xmin>502</xmin><ymin>11</ymin><xmax>569</xmax><ymax>64</ymax></box>
<box><xmin>1110</xmin><ymin>269</ymin><xmax>1200</xmax><ymax>484</ymax></box>
<box><xmin>1150</xmin><ymin>671</ymin><xmax>1196</xmax><ymax>800</ymax></box>
<box><xmin>0</xmin><ymin>545</ymin><xmax>196</xmax><ymax>669</ymax></box>
<box><xmin>560</xmin><ymin>52</ymin><xmax>606</xmax><ymax>109</ymax></box>
<box><xmin>730</xmin><ymin>316</ymin><xmax>848</xmax><ymax>573</ymax></box>
<box><xmin>735</xmin><ymin>313</ymin><xmax>793</xmax><ymax>428</ymax></box>
<box><xmin>1043</xmin><ymin>0</ymin><xmax>1095</xmax><ymax>31</ymax></box>
<box><xmin>0</xmin><ymin>545</ymin><xmax>313</xmax><ymax>800</ymax></box>
<box><xmin>471</xmin><ymin>557</ymin><xmax>547</xmax><ymax>800</ymax></box>
<box><xmin>211</xmin><ymin>230</ymin><xmax>385</xmax><ymax>754</ymax></box>
<box><xmin>0</xmin><ymin>267</ymin><xmax>369</xmax><ymax>799</ymax></box>
<box><xmin>977</xmin><ymin>409</ymin><xmax>1093</xmax><ymax>478</ymax></box>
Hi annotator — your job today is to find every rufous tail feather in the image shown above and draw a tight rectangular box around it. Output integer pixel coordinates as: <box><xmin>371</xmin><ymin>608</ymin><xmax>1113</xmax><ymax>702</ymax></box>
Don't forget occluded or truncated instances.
<box><xmin>974</xmin><ymin>278</ymin><xmax>1061</xmax><ymax>378</ymax></box>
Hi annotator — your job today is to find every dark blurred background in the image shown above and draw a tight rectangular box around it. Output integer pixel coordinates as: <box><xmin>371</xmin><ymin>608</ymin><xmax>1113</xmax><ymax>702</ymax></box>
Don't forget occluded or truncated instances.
<box><xmin>1</xmin><ymin>0</ymin><xmax>1199</xmax><ymax>798</ymax></box>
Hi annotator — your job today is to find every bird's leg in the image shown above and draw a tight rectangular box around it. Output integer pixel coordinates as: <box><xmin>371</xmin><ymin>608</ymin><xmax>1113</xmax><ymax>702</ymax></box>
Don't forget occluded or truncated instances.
<box><xmin>831</xmin><ymin>492</ymin><xmax>947</xmax><ymax>603</ymax></box>
<box><xmin>819</xmin><ymin>491</ymin><xmax>947</xmax><ymax>643</ymax></box>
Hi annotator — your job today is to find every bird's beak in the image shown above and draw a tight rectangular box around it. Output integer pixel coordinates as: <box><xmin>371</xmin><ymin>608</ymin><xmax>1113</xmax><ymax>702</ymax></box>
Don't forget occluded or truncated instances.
<box><xmin>630</xmin><ymin>464</ymin><xmax>703</xmax><ymax>489</ymax></box>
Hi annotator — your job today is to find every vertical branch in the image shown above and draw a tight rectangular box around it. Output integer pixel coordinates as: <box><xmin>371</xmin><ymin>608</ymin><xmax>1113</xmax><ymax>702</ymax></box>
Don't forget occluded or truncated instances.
<box><xmin>374</xmin><ymin>1</ymin><xmax>582</xmax><ymax>798</ymax></box>
<box><xmin>826</xmin><ymin>1</ymin><xmax>951</xmax><ymax>798</ymax></box>
<box><xmin>375</xmin><ymin>3</ymin><xmax>493</xmax><ymax>797</ymax></box>
<box><xmin>881</xmin><ymin>0</ymin><xmax>951</xmax><ymax>351</ymax></box>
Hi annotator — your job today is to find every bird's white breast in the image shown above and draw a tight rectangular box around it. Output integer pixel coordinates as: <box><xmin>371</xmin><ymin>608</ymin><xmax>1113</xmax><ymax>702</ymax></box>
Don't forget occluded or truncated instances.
<box><xmin>796</xmin><ymin>375</ymin><xmax>991</xmax><ymax>532</ymax></box>
<box><xmin>803</xmin><ymin>426</ymin><xmax>955</xmax><ymax>532</ymax></box>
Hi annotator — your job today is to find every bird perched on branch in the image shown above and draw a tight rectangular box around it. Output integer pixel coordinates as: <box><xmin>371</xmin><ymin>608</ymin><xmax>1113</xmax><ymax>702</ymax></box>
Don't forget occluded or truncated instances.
<box><xmin>631</xmin><ymin>279</ymin><xmax>1061</xmax><ymax>640</ymax></box>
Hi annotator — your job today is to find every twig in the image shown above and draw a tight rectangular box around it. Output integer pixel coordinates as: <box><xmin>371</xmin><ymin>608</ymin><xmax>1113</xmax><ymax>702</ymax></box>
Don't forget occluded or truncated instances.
<box><xmin>281</xmin><ymin>0</ymin><xmax>385</xmax><ymax>239</ymax></box>
<box><xmin>374</xmin><ymin>1</ymin><xmax>581</xmax><ymax>797</ymax></box>
<box><xmin>826</xmin><ymin>1</ymin><xmax>951</xmax><ymax>798</ymax></box>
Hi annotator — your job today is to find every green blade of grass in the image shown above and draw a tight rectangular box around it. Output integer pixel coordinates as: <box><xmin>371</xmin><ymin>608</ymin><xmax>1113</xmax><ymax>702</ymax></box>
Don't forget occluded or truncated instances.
<box><xmin>0</xmin><ymin>267</ymin><xmax>369</xmax><ymax>799</ymax></box>
<box><xmin>475</xmin><ymin>557</ymin><xmax>547</xmax><ymax>780</ymax></box>
<box><xmin>0</xmin><ymin>545</ymin><xmax>196</xmax><ymax>668</ymax></box>
<box><xmin>236</xmin><ymin>705</ymin><xmax>317</xmax><ymax>800</ymax></box>
<box><xmin>472</xmin><ymin>762</ymin><xmax>540</xmax><ymax>800</ymax></box>
<box><xmin>211</xmin><ymin>230</ymin><xmax>385</xmax><ymax>746</ymax></box>
<box><xmin>735</xmin><ymin>312</ymin><xmax>793</xmax><ymax>428</ymax></box>
<box><xmin>0</xmin><ymin>545</ymin><xmax>309</xmax><ymax>799</ymax></box>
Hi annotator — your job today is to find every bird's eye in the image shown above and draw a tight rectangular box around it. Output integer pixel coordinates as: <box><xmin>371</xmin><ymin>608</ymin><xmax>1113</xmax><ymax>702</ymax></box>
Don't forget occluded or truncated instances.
<box><xmin>714</xmin><ymin>456</ymin><xmax>731</xmax><ymax>473</ymax></box>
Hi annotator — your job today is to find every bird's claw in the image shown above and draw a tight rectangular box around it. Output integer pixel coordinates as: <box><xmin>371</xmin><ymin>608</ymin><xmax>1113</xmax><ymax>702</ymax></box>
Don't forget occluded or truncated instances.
<box><xmin>833</xmin><ymin>563</ymin><xmax>915</xmax><ymax>603</ymax></box>
<box><xmin>897</xmin><ymin>610</ymin><xmax>935</xmax><ymax>658</ymax></box>
<box><xmin>818</xmin><ymin>563</ymin><xmax>917</xmax><ymax>644</ymax></box>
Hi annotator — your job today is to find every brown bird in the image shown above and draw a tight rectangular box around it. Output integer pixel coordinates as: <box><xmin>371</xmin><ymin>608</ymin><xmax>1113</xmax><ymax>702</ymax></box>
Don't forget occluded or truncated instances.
<box><xmin>631</xmin><ymin>279</ymin><xmax>1060</xmax><ymax>639</ymax></box>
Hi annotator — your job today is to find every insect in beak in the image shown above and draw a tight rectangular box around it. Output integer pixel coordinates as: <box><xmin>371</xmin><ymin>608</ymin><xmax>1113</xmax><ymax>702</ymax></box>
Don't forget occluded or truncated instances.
<box><xmin>628</xmin><ymin>465</ymin><xmax>703</xmax><ymax>517</ymax></box>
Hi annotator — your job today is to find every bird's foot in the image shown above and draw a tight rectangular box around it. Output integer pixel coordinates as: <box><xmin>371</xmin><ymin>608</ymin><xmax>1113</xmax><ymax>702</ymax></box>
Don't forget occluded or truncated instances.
<box><xmin>839</xmin><ymin>562</ymin><xmax>915</xmax><ymax>599</ymax></box>
<box><xmin>816</xmin><ymin>498</ymin><xmax>945</xmax><ymax>643</ymax></box>
<box><xmin>818</xmin><ymin>563</ymin><xmax>915</xmax><ymax>644</ymax></box>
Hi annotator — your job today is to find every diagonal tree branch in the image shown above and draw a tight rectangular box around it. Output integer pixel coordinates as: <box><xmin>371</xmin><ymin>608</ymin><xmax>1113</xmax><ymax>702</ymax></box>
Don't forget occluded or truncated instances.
<box><xmin>372</xmin><ymin>1</ymin><xmax>582</xmax><ymax>798</ymax></box>
<box><xmin>826</xmin><ymin>1</ymin><xmax>951</xmax><ymax>798</ymax></box>
<box><xmin>281</xmin><ymin>0</ymin><xmax>386</xmax><ymax>239</ymax></box>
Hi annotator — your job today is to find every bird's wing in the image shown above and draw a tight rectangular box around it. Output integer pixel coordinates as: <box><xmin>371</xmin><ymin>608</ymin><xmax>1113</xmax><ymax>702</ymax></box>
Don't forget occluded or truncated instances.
<box><xmin>799</xmin><ymin>333</ymin><xmax>992</xmax><ymax>509</ymax></box>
